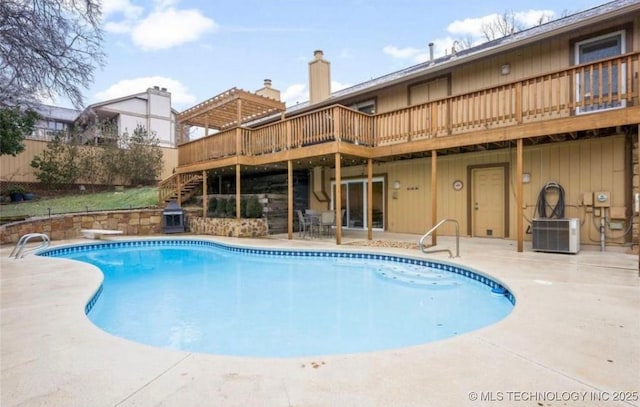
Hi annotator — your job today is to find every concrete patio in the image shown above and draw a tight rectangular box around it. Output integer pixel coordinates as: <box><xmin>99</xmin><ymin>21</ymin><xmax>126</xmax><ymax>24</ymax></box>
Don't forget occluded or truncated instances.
<box><xmin>1</xmin><ymin>234</ymin><xmax>638</xmax><ymax>406</ymax></box>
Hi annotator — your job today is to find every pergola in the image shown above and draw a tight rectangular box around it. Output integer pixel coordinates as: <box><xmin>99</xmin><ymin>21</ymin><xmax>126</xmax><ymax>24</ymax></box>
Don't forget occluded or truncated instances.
<box><xmin>174</xmin><ymin>88</ymin><xmax>376</xmax><ymax>244</ymax></box>
<box><xmin>177</xmin><ymin>87</ymin><xmax>286</xmax><ymax>132</ymax></box>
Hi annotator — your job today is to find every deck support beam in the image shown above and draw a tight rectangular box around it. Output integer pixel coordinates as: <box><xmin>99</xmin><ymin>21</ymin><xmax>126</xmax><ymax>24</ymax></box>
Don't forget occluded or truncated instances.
<box><xmin>367</xmin><ymin>158</ymin><xmax>373</xmax><ymax>241</ymax></box>
<box><xmin>517</xmin><ymin>138</ymin><xmax>524</xmax><ymax>252</ymax></box>
<box><xmin>288</xmin><ymin>160</ymin><xmax>293</xmax><ymax>240</ymax></box>
<box><xmin>431</xmin><ymin>151</ymin><xmax>437</xmax><ymax>246</ymax></box>
<box><xmin>235</xmin><ymin>164</ymin><xmax>241</xmax><ymax>220</ymax></box>
<box><xmin>335</xmin><ymin>153</ymin><xmax>342</xmax><ymax>245</ymax></box>
<box><xmin>202</xmin><ymin>170</ymin><xmax>207</xmax><ymax>218</ymax></box>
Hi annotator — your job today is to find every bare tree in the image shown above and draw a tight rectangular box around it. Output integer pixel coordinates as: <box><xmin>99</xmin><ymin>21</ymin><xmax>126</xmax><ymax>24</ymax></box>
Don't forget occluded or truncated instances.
<box><xmin>451</xmin><ymin>36</ymin><xmax>474</xmax><ymax>53</ymax></box>
<box><xmin>481</xmin><ymin>11</ymin><xmax>525</xmax><ymax>41</ymax></box>
<box><xmin>0</xmin><ymin>0</ymin><xmax>105</xmax><ymax>108</ymax></box>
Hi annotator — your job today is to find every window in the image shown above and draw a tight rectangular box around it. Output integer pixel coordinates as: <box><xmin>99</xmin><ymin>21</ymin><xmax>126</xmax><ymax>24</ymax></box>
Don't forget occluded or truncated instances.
<box><xmin>350</xmin><ymin>99</ymin><xmax>375</xmax><ymax>114</ymax></box>
<box><xmin>575</xmin><ymin>30</ymin><xmax>626</xmax><ymax>114</ymax></box>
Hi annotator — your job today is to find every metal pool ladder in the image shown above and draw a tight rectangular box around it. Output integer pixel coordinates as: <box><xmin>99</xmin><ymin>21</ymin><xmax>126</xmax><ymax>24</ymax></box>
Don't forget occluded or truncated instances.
<box><xmin>418</xmin><ymin>218</ymin><xmax>460</xmax><ymax>258</ymax></box>
<box><xmin>9</xmin><ymin>233</ymin><xmax>51</xmax><ymax>259</ymax></box>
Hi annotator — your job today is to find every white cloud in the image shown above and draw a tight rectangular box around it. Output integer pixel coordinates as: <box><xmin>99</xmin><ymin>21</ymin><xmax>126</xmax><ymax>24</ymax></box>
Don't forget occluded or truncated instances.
<box><xmin>447</xmin><ymin>14</ymin><xmax>496</xmax><ymax>38</ymax></box>
<box><xmin>282</xmin><ymin>83</ymin><xmax>307</xmax><ymax>106</ymax></box>
<box><xmin>103</xmin><ymin>0</ymin><xmax>217</xmax><ymax>50</ymax></box>
<box><xmin>447</xmin><ymin>9</ymin><xmax>555</xmax><ymax>39</ymax></box>
<box><xmin>514</xmin><ymin>10</ymin><xmax>555</xmax><ymax>27</ymax></box>
<box><xmin>384</xmin><ymin>8</ymin><xmax>557</xmax><ymax>64</ymax></box>
<box><xmin>94</xmin><ymin>76</ymin><xmax>197</xmax><ymax>107</ymax></box>
<box><xmin>131</xmin><ymin>8</ymin><xmax>217</xmax><ymax>51</ymax></box>
<box><xmin>332</xmin><ymin>80</ymin><xmax>352</xmax><ymax>92</ymax></box>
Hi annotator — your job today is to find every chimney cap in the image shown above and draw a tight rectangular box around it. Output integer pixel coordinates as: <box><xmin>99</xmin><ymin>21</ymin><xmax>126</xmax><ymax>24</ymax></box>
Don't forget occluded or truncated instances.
<box><xmin>263</xmin><ymin>79</ymin><xmax>272</xmax><ymax>87</ymax></box>
<box><xmin>313</xmin><ymin>50</ymin><xmax>324</xmax><ymax>59</ymax></box>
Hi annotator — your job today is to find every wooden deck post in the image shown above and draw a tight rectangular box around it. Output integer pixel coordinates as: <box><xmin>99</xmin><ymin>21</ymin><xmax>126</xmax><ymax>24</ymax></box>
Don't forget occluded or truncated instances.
<box><xmin>431</xmin><ymin>150</ymin><xmax>438</xmax><ymax>245</ymax></box>
<box><xmin>367</xmin><ymin>158</ymin><xmax>373</xmax><ymax>241</ymax></box>
<box><xmin>235</xmin><ymin>164</ymin><xmax>241</xmax><ymax>220</ymax></box>
<box><xmin>288</xmin><ymin>160</ymin><xmax>293</xmax><ymax>240</ymax></box>
<box><xmin>335</xmin><ymin>152</ymin><xmax>342</xmax><ymax>245</ymax></box>
<box><xmin>202</xmin><ymin>170</ymin><xmax>207</xmax><ymax>218</ymax></box>
<box><xmin>517</xmin><ymin>138</ymin><xmax>524</xmax><ymax>252</ymax></box>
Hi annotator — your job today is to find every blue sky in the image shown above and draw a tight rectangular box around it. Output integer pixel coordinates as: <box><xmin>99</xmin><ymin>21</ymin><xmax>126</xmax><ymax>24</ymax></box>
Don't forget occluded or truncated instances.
<box><xmin>73</xmin><ymin>0</ymin><xmax>608</xmax><ymax>110</ymax></box>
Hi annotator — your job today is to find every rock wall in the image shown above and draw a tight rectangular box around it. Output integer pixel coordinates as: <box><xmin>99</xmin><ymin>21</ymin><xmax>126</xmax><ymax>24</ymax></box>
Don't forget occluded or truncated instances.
<box><xmin>187</xmin><ymin>216</ymin><xmax>267</xmax><ymax>238</ymax></box>
<box><xmin>0</xmin><ymin>209</ymin><xmax>266</xmax><ymax>244</ymax></box>
<box><xmin>0</xmin><ymin>209</ymin><xmax>165</xmax><ymax>244</ymax></box>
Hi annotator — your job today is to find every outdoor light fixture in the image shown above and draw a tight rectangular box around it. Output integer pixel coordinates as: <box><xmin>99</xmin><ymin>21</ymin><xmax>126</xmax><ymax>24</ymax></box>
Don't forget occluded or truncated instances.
<box><xmin>393</xmin><ymin>180</ymin><xmax>401</xmax><ymax>190</ymax></box>
<box><xmin>501</xmin><ymin>63</ymin><xmax>511</xmax><ymax>75</ymax></box>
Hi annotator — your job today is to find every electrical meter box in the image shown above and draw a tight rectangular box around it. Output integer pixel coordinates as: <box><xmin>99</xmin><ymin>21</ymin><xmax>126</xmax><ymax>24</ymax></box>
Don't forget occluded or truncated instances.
<box><xmin>593</xmin><ymin>191</ymin><xmax>610</xmax><ymax>208</ymax></box>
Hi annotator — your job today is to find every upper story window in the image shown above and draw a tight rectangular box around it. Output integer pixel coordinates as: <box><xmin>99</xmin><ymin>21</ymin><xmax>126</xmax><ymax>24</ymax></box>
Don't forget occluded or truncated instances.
<box><xmin>575</xmin><ymin>30</ymin><xmax>626</xmax><ymax>114</ymax></box>
<box><xmin>351</xmin><ymin>99</ymin><xmax>375</xmax><ymax>114</ymax></box>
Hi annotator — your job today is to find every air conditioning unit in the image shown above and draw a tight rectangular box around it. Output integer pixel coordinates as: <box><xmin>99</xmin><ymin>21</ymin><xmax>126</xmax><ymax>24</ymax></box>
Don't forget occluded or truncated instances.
<box><xmin>532</xmin><ymin>218</ymin><xmax>580</xmax><ymax>254</ymax></box>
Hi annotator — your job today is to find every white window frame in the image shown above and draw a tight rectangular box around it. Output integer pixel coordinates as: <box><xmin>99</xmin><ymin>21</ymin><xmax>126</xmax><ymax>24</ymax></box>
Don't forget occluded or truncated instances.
<box><xmin>574</xmin><ymin>30</ymin><xmax>626</xmax><ymax>115</ymax></box>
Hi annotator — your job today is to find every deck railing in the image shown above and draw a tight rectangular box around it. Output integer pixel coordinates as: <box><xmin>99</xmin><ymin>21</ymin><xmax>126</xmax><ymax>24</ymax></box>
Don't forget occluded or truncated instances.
<box><xmin>158</xmin><ymin>172</ymin><xmax>202</xmax><ymax>203</ymax></box>
<box><xmin>177</xmin><ymin>52</ymin><xmax>639</xmax><ymax>167</ymax></box>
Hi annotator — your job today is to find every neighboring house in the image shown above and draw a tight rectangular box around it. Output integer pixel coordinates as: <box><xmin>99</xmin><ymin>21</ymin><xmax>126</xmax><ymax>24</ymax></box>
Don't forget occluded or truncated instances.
<box><xmin>30</xmin><ymin>104</ymin><xmax>81</xmax><ymax>141</ymax></box>
<box><xmin>167</xmin><ymin>0</ymin><xmax>640</xmax><ymax>252</ymax></box>
<box><xmin>1</xmin><ymin>87</ymin><xmax>180</xmax><ymax>184</ymax></box>
<box><xmin>75</xmin><ymin>86</ymin><xmax>179</xmax><ymax>148</ymax></box>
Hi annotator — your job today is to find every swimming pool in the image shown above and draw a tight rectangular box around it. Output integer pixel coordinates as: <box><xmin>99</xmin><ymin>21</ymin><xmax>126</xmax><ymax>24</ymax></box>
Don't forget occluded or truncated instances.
<box><xmin>41</xmin><ymin>239</ymin><xmax>514</xmax><ymax>357</ymax></box>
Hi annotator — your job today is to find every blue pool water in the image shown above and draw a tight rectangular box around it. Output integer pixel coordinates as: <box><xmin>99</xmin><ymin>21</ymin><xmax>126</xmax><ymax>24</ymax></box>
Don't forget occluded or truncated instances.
<box><xmin>42</xmin><ymin>240</ymin><xmax>514</xmax><ymax>357</ymax></box>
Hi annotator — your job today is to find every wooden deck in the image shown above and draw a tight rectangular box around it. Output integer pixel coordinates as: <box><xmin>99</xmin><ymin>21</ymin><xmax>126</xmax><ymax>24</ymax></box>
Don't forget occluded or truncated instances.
<box><xmin>175</xmin><ymin>52</ymin><xmax>639</xmax><ymax>173</ymax></box>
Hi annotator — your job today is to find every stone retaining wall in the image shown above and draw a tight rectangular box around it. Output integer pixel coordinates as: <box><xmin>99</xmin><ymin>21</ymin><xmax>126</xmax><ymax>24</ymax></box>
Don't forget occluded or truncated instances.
<box><xmin>0</xmin><ymin>210</ymin><xmax>268</xmax><ymax>244</ymax></box>
<box><xmin>0</xmin><ymin>209</ymin><xmax>165</xmax><ymax>244</ymax></box>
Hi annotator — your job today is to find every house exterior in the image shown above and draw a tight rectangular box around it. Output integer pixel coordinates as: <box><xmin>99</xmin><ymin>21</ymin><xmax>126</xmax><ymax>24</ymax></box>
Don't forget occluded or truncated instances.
<box><xmin>30</xmin><ymin>104</ymin><xmax>81</xmax><ymax>141</ymax></box>
<box><xmin>75</xmin><ymin>86</ymin><xmax>179</xmax><ymax>148</ymax></box>
<box><xmin>164</xmin><ymin>0</ymin><xmax>640</xmax><ymax>252</ymax></box>
<box><xmin>1</xmin><ymin>87</ymin><xmax>180</xmax><ymax>184</ymax></box>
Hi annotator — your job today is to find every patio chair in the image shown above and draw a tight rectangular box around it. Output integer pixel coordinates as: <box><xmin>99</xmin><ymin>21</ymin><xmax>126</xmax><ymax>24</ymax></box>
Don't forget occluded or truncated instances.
<box><xmin>296</xmin><ymin>210</ymin><xmax>307</xmax><ymax>238</ymax></box>
<box><xmin>319</xmin><ymin>211</ymin><xmax>336</xmax><ymax>236</ymax></box>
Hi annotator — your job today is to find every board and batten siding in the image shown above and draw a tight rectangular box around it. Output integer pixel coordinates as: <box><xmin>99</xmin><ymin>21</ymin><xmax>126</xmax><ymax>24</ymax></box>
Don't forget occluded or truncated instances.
<box><xmin>317</xmin><ymin>135</ymin><xmax>626</xmax><ymax>247</ymax></box>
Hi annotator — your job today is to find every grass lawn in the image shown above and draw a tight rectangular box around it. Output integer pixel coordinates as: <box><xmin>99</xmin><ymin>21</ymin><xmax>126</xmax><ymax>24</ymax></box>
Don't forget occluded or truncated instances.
<box><xmin>0</xmin><ymin>187</ymin><xmax>159</xmax><ymax>220</ymax></box>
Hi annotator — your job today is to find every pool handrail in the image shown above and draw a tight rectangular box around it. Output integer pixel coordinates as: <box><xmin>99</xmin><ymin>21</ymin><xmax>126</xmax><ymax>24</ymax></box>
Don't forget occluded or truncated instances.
<box><xmin>419</xmin><ymin>218</ymin><xmax>460</xmax><ymax>258</ymax></box>
<box><xmin>10</xmin><ymin>233</ymin><xmax>51</xmax><ymax>259</ymax></box>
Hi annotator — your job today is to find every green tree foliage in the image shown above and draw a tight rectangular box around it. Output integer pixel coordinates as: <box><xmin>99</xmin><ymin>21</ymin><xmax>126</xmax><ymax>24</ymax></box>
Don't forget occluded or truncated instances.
<box><xmin>0</xmin><ymin>107</ymin><xmax>38</xmax><ymax>156</ymax></box>
<box><xmin>121</xmin><ymin>125</ymin><xmax>164</xmax><ymax>186</ymax></box>
<box><xmin>225</xmin><ymin>197</ymin><xmax>236</xmax><ymax>218</ymax></box>
<box><xmin>30</xmin><ymin>125</ymin><xmax>164</xmax><ymax>188</ymax></box>
<box><xmin>245</xmin><ymin>195</ymin><xmax>264</xmax><ymax>218</ymax></box>
<box><xmin>30</xmin><ymin>133</ymin><xmax>80</xmax><ymax>187</ymax></box>
<box><xmin>214</xmin><ymin>198</ymin><xmax>227</xmax><ymax>217</ymax></box>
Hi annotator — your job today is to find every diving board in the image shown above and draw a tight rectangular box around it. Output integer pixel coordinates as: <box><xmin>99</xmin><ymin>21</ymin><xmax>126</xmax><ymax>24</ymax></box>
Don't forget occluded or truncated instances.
<box><xmin>81</xmin><ymin>229</ymin><xmax>124</xmax><ymax>240</ymax></box>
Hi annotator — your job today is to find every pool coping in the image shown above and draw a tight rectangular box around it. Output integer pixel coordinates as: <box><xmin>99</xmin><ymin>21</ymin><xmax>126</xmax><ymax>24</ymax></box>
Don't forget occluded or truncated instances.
<box><xmin>1</xmin><ymin>235</ymin><xmax>639</xmax><ymax>406</ymax></box>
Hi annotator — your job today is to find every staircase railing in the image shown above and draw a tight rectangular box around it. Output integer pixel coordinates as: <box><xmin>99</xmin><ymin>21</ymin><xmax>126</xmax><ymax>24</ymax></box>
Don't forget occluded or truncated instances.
<box><xmin>158</xmin><ymin>173</ymin><xmax>203</xmax><ymax>205</ymax></box>
<box><xmin>9</xmin><ymin>233</ymin><xmax>50</xmax><ymax>259</ymax></box>
<box><xmin>418</xmin><ymin>218</ymin><xmax>460</xmax><ymax>258</ymax></box>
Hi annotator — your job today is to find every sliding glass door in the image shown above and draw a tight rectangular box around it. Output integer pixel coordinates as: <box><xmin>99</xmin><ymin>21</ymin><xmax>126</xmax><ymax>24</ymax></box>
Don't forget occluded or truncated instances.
<box><xmin>331</xmin><ymin>177</ymin><xmax>384</xmax><ymax>230</ymax></box>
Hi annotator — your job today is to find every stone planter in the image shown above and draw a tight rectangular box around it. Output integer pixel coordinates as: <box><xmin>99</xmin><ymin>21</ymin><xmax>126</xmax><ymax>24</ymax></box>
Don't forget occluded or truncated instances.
<box><xmin>188</xmin><ymin>216</ymin><xmax>267</xmax><ymax>238</ymax></box>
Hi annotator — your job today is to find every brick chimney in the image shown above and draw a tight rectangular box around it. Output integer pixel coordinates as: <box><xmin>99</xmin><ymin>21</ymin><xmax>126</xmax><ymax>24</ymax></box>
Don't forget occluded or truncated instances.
<box><xmin>255</xmin><ymin>78</ymin><xmax>281</xmax><ymax>101</ymax></box>
<box><xmin>308</xmin><ymin>50</ymin><xmax>331</xmax><ymax>104</ymax></box>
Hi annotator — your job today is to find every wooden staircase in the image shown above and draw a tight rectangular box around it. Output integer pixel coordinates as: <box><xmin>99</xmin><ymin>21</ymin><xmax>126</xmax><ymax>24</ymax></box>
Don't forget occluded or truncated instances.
<box><xmin>158</xmin><ymin>173</ymin><xmax>203</xmax><ymax>205</ymax></box>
